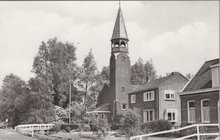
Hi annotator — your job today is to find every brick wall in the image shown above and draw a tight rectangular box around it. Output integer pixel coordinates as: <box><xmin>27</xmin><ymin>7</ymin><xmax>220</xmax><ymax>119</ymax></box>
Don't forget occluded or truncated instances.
<box><xmin>180</xmin><ymin>90</ymin><xmax>219</xmax><ymax>125</ymax></box>
<box><xmin>159</xmin><ymin>74</ymin><xmax>188</xmax><ymax>126</ymax></box>
<box><xmin>109</xmin><ymin>52</ymin><xmax>131</xmax><ymax>118</ymax></box>
<box><xmin>129</xmin><ymin>89</ymin><xmax>159</xmax><ymax>120</ymax></box>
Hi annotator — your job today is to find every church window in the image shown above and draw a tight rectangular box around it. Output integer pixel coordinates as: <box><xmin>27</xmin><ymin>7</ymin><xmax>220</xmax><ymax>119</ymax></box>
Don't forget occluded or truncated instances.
<box><xmin>114</xmin><ymin>42</ymin><xmax>119</xmax><ymax>47</ymax></box>
<box><xmin>121</xmin><ymin>56</ymin><xmax>126</xmax><ymax>61</ymax></box>
<box><xmin>121</xmin><ymin>87</ymin><xmax>125</xmax><ymax>92</ymax></box>
<box><xmin>121</xmin><ymin>41</ymin><xmax>126</xmax><ymax>47</ymax></box>
<box><xmin>121</xmin><ymin>103</ymin><xmax>127</xmax><ymax>110</ymax></box>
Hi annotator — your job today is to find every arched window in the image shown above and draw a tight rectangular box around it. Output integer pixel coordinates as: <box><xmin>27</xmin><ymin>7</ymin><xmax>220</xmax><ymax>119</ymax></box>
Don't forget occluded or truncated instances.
<box><xmin>121</xmin><ymin>41</ymin><xmax>126</xmax><ymax>47</ymax></box>
<box><xmin>114</xmin><ymin>42</ymin><xmax>119</xmax><ymax>47</ymax></box>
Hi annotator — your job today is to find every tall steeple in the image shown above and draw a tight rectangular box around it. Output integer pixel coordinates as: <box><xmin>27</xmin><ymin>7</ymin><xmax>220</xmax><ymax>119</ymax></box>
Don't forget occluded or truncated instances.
<box><xmin>111</xmin><ymin>6</ymin><xmax>129</xmax><ymax>41</ymax></box>
<box><xmin>109</xmin><ymin>2</ymin><xmax>131</xmax><ymax>119</ymax></box>
<box><xmin>111</xmin><ymin>5</ymin><xmax>129</xmax><ymax>53</ymax></box>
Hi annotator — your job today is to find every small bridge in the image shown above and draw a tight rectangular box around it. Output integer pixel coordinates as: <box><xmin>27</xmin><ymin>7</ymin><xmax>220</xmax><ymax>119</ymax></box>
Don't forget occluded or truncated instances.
<box><xmin>130</xmin><ymin>123</ymin><xmax>219</xmax><ymax>140</ymax></box>
<box><xmin>15</xmin><ymin>124</ymin><xmax>54</xmax><ymax>137</ymax></box>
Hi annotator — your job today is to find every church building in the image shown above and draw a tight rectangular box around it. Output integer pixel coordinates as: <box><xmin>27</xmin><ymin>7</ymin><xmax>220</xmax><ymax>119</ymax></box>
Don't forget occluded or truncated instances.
<box><xmin>88</xmin><ymin>4</ymin><xmax>188</xmax><ymax>126</ymax></box>
<box><xmin>88</xmin><ymin>5</ymin><xmax>131</xmax><ymax>121</ymax></box>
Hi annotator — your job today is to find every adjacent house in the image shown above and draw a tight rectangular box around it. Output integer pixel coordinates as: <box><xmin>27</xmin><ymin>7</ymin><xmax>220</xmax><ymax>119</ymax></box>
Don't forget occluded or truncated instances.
<box><xmin>128</xmin><ymin>72</ymin><xmax>188</xmax><ymax>127</ymax></box>
<box><xmin>179</xmin><ymin>59</ymin><xmax>219</xmax><ymax>125</ymax></box>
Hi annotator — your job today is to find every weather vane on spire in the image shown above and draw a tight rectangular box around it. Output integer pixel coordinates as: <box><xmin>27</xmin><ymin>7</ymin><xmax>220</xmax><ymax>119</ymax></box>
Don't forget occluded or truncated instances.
<box><xmin>119</xmin><ymin>0</ymin><xmax>121</xmax><ymax>7</ymax></box>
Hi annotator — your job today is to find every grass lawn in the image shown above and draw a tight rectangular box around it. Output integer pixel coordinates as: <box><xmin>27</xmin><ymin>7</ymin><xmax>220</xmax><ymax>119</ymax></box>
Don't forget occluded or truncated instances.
<box><xmin>47</xmin><ymin>131</ymin><xmax>127</xmax><ymax>140</ymax></box>
<box><xmin>0</xmin><ymin>129</ymin><xmax>38</xmax><ymax>140</ymax></box>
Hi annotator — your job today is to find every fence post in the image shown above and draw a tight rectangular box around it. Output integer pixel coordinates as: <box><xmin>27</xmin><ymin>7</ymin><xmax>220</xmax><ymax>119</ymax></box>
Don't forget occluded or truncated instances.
<box><xmin>31</xmin><ymin>129</ymin><xmax>34</xmax><ymax>137</ymax></box>
<box><xmin>140</xmin><ymin>136</ymin><xmax>143</xmax><ymax>140</ymax></box>
<box><xmin>196</xmin><ymin>125</ymin><xmax>200</xmax><ymax>140</ymax></box>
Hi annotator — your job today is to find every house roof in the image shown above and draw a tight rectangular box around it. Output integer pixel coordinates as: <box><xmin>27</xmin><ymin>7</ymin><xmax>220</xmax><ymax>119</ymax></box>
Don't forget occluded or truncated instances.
<box><xmin>182</xmin><ymin>58</ymin><xmax>219</xmax><ymax>92</ymax></box>
<box><xmin>129</xmin><ymin>72</ymin><xmax>185</xmax><ymax>94</ymax></box>
<box><xmin>97</xmin><ymin>82</ymin><xmax>109</xmax><ymax>92</ymax></box>
<box><xmin>111</xmin><ymin>6</ymin><xmax>129</xmax><ymax>41</ymax></box>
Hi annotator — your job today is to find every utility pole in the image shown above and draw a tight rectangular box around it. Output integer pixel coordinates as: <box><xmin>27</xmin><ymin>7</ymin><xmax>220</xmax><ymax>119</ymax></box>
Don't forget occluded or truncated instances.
<box><xmin>218</xmin><ymin>53</ymin><xmax>220</xmax><ymax>138</ymax></box>
<box><xmin>218</xmin><ymin>14</ymin><xmax>220</xmax><ymax>138</ymax></box>
<box><xmin>69</xmin><ymin>80</ymin><xmax>71</xmax><ymax>124</ymax></box>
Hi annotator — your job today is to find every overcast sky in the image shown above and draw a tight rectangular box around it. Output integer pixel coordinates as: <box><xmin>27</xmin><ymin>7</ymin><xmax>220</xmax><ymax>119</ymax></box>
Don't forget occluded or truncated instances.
<box><xmin>0</xmin><ymin>1</ymin><xmax>219</xmax><ymax>86</ymax></box>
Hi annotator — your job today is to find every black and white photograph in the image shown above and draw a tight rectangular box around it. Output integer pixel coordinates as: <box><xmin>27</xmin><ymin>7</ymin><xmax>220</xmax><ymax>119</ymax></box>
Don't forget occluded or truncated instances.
<box><xmin>0</xmin><ymin>1</ymin><xmax>219</xmax><ymax>140</ymax></box>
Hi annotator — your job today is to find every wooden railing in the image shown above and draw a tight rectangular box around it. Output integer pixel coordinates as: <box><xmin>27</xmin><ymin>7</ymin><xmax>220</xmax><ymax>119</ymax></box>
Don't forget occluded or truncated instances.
<box><xmin>15</xmin><ymin>124</ymin><xmax>54</xmax><ymax>137</ymax></box>
<box><xmin>130</xmin><ymin>123</ymin><xmax>219</xmax><ymax>140</ymax></box>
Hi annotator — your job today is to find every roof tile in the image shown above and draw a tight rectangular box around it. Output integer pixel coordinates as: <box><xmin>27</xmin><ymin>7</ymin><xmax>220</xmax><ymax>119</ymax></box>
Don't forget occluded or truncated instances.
<box><xmin>183</xmin><ymin>58</ymin><xmax>219</xmax><ymax>92</ymax></box>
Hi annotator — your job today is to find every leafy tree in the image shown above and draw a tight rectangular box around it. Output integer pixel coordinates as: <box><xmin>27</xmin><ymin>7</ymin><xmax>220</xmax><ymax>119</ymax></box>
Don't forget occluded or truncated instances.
<box><xmin>79</xmin><ymin>49</ymin><xmax>98</xmax><ymax>111</ymax></box>
<box><xmin>120</xmin><ymin>108</ymin><xmax>143</xmax><ymax>139</ymax></box>
<box><xmin>0</xmin><ymin>75</ymin><xmax>56</xmax><ymax>127</ymax></box>
<box><xmin>20</xmin><ymin>77</ymin><xmax>55</xmax><ymax>124</ymax></box>
<box><xmin>131</xmin><ymin>58</ymin><xmax>157</xmax><ymax>85</ymax></box>
<box><xmin>144</xmin><ymin>59</ymin><xmax>157</xmax><ymax>81</ymax></box>
<box><xmin>131</xmin><ymin>58</ymin><xmax>146</xmax><ymax>85</ymax></box>
<box><xmin>70</xmin><ymin>102</ymin><xmax>85</xmax><ymax>124</ymax></box>
<box><xmin>0</xmin><ymin>74</ymin><xmax>28</xmax><ymax>127</ymax></box>
<box><xmin>32</xmin><ymin>38</ymin><xmax>78</xmax><ymax>107</ymax></box>
<box><xmin>100</xmin><ymin>66</ymin><xmax>110</xmax><ymax>82</ymax></box>
<box><xmin>186</xmin><ymin>73</ymin><xmax>193</xmax><ymax>80</ymax></box>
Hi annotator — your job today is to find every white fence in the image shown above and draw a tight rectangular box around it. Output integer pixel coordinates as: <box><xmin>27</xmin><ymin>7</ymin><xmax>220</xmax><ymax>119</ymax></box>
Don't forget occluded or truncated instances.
<box><xmin>15</xmin><ymin>124</ymin><xmax>54</xmax><ymax>137</ymax></box>
<box><xmin>130</xmin><ymin>123</ymin><xmax>219</xmax><ymax>140</ymax></box>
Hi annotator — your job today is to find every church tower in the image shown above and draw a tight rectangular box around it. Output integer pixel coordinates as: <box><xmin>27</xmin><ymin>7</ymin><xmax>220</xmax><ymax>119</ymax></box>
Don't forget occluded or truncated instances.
<box><xmin>109</xmin><ymin>5</ymin><xmax>131</xmax><ymax>118</ymax></box>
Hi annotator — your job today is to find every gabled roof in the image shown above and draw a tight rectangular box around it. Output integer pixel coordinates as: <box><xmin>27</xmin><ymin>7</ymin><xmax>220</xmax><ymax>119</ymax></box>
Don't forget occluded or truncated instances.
<box><xmin>129</xmin><ymin>72</ymin><xmax>186</xmax><ymax>94</ymax></box>
<box><xmin>111</xmin><ymin>6</ymin><xmax>129</xmax><ymax>41</ymax></box>
<box><xmin>97</xmin><ymin>82</ymin><xmax>109</xmax><ymax>92</ymax></box>
<box><xmin>182</xmin><ymin>58</ymin><xmax>219</xmax><ymax>92</ymax></box>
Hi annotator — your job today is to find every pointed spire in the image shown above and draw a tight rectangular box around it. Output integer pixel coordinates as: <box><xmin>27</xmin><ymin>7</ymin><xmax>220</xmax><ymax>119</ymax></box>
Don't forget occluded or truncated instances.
<box><xmin>111</xmin><ymin>5</ymin><xmax>129</xmax><ymax>41</ymax></box>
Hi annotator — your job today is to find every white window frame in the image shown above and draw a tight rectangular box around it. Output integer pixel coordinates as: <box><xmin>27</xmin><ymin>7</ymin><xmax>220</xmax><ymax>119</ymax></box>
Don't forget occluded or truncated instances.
<box><xmin>121</xmin><ymin>103</ymin><xmax>128</xmax><ymax>110</ymax></box>
<box><xmin>143</xmin><ymin>109</ymin><xmax>154</xmax><ymax>123</ymax></box>
<box><xmin>211</xmin><ymin>65</ymin><xmax>219</xmax><ymax>87</ymax></box>
<box><xmin>143</xmin><ymin>91</ymin><xmax>155</xmax><ymax>102</ymax></box>
<box><xmin>187</xmin><ymin>100</ymin><xmax>196</xmax><ymax>123</ymax></box>
<box><xmin>164</xmin><ymin>90</ymin><xmax>175</xmax><ymax>101</ymax></box>
<box><xmin>130</xmin><ymin>94</ymin><xmax>136</xmax><ymax>104</ymax></box>
<box><xmin>201</xmin><ymin>99</ymin><xmax>210</xmax><ymax>123</ymax></box>
<box><xmin>166</xmin><ymin>109</ymin><xmax>177</xmax><ymax>122</ymax></box>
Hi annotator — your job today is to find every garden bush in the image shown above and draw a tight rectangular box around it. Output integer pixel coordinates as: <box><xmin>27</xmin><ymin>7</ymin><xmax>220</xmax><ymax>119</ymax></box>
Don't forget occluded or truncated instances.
<box><xmin>141</xmin><ymin>119</ymin><xmax>172</xmax><ymax>134</ymax></box>
<box><xmin>50</xmin><ymin>123</ymin><xmax>79</xmax><ymax>133</ymax></box>
<box><xmin>80</xmin><ymin>123</ymin><xmax>91</xmax><ymax>131</ymax></box>
<box><xmin>120</xmin><ymin>108</ymin><xmax>143</xmax><ymax>138</ymax></box>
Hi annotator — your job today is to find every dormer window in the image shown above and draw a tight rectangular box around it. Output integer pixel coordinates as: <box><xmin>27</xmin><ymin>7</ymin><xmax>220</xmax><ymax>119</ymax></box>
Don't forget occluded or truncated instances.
<box><xmin>211</xmin><ymin>64</ymin><xmax>219</xmax><ymax>87</ymax></box>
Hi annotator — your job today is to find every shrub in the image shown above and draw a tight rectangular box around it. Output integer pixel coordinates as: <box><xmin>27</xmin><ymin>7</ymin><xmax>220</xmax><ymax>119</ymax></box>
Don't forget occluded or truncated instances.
<box><xmin>111</xmin><ymin>114</ymin><xmax>124</xmax><ymax>130</ymax></box>
<box><xmin>98</xmin><ymin>116</ymin><xmax>110</xmax><ymax>138</ymax></box>
<box><xmin>50</xmin><ymin>123</ymin><xmax>79</xmax><ymax>133</ymax></box>
<box><xmin>50</xmin><ymin>124</ymin><xmax>62</xmax><ymax>133</ymax></box>
<box><xmin>80</xmin><ymin>123</ymin><xmax>91</xmax><ymax>131</ymax></box>
<box><xmin>64</xmin><ymin>126</ymin><xmax>71</xmax><ymax>132</ymax></box>
<box><xmin>120</xmin><ymin>108</ymin><xmax>143</xmax><ymax>138</ymax></box>
<box><xmin>141</xmin><ymin>119</ymin><xmax>172</xmax><ymax>134</ymax></box>
<box><xmin>169</xmin><ymin>126</ymin><xmax>197</xmax><ymax>138</ymax></box>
